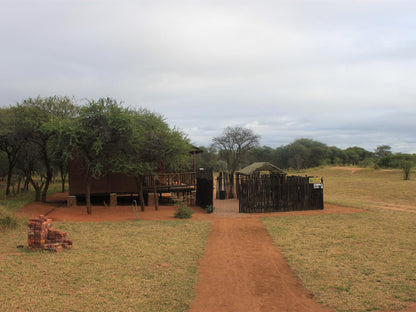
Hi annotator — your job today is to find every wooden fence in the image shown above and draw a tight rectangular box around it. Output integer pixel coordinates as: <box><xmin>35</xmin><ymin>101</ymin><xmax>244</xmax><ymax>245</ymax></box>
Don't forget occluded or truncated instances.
<box><xmin>216</xmin><ymin>172</ymin><xmax>237</xmax><ymax>199</ymax></box>
<box><xmin>237</xmin><ymin>174</ymin><xmax>324</xmax><ymax>213</ymax></box>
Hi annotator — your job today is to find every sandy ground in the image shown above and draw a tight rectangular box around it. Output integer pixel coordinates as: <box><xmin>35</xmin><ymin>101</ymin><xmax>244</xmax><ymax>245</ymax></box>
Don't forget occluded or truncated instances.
<box><xmin>15</xmin><ymin>193</ymin><xmax>415</xmax><ymax>312</ymax></box>
<box><xmin>14</xmin><ymin>192</ymin><xmax>361</xmax><ymax>222</ymax></box>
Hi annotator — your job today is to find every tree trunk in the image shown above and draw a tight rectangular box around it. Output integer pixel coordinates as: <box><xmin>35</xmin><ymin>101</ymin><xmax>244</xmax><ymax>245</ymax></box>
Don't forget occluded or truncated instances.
<box><xmin>16</xmin><ymin>176</ymin><xmax>22</xmax><ymax>194</ymax></box>
<box><xmin>23</xmin><ymin>177</ymin><xmax>29</xmax><ymax>192</ymax></box>
<box><xmin>86</xmin><ymin>179</ymin><xmax>92</xmax><ymax>214</ymax></box>
<box><xmin>29</xmin><ymin>176</ymin><xmax>43</xmax><ymax>202</ymax></box>
<box><xmin>60</xmin><ymin>164</ymin><xmax>67</xmax><ymax>192</ymax></box>
<box><xmin>137</xmin><ymin>176</ymin><xmax>145</xmax><ymax>211</ymax></box>
<box><xmin>41</xmin><ymin>154</ymin><xmax>53</xmax><ymax>202</ymax></box>
<box><xmin>6</xmin><ymin>166</ymin><xmax>13</xmax><ymax>196</ymax></box>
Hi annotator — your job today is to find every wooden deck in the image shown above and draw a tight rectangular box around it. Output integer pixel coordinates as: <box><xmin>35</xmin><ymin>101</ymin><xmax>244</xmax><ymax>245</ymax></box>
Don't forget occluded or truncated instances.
<box><xmin>69</xmin><ymin>169</ymin><xmax>197</xmax><ymax>196</ymax></box>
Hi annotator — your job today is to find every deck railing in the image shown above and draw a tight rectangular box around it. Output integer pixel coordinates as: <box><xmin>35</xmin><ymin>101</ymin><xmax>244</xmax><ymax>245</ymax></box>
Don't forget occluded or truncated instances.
<box><xmin>143</xmin><ymin>172</ymin><xmax>197</xmax><ymax>190</ymax></box>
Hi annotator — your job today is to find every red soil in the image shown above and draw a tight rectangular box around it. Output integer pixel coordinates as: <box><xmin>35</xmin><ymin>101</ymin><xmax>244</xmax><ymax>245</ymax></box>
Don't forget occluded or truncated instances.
<box><xmin>15</xmin><ymin>193</ymin><xmax>415</xmax><ymax>312</ymax></box>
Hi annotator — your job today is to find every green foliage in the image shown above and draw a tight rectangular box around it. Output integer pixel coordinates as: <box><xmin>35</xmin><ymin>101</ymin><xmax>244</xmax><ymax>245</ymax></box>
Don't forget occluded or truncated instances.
<box><xmin>0</xmin><ymin>96</ymin><xmax>78</xmax><ymax>201</ymax></box>
<box><xmin>196</xmin><ymin>146</ymin><xmax>219</xmax><ymax>170</ymax></box>
<box><xmin>374</xmin><ymin>144</ymin><xmax>392</xmax><ymax>158</ymax></box>
<box><xmin>173</xmin><ymin>196</ymin><xmax>194</xmax><ymax>219</ymax></box>
<box><xmin>74</xmin><ymin>97</ymin><xmax>133</xmax><ymax>178</ymax></box>
<box><xmin>398</xmin><ymin>159</ymin><xmax>414</xmax><ymax>180</ymax></box>
<box><xmin>205</xmin><ymin>205</ymin><xmax>215</xmax><ymax>213</ymax></box>
<box><xmin>376</xmin><ymin>153</ymin><xmax>416</xmax><ymax>180</ymax></box>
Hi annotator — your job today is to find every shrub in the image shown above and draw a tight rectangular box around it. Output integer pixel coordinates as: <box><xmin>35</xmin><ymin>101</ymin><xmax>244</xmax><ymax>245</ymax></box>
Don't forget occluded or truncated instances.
<box><xmin>0</xmin><ymin>208</ymin><xmax>18</xmax><ymax>230</ymax></box>
<box><xmin>173</xmin><ymin>196</ymin><xmax>193</xmax><ymax>219</ymax></box>
<box><xmin>206</xmin><ymin>205</ymin><xmax>215</xmax><ymax>214</ymax></box>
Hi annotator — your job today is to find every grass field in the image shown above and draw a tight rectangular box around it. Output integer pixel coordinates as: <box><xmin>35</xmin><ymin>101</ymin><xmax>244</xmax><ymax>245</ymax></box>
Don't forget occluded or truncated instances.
<box><xmin>0</xmin><ymin>185</ymin><xmax>210</xmax><ymax>312</ymax></box>
<box><xmin>0</xmin><ymin>221</ymin><xmax>210</xmax><ymax>312</ymax></box>
<box><xmin>297</xmin><ymin>166</ymin><xmax>416</xmax><ymax>211</ymax></box>
<box><xmin>264</xmin><ymin>166</ymin><xmax>416</xmax><ymax>312</ymax></box>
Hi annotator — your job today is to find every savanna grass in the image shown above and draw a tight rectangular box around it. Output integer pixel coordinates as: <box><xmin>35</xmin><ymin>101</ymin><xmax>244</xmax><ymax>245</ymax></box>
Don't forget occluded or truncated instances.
<box><xmin>290</xmin><ymin>166</ymin><xmax>416</xmax><ymax>211</ymax></box>
<box><xmin>264</xmin><ymin>166</ymin><xmax>416</xmax><ymax>311</ymax></box>
<box><xmin>0</xmin><ymin>220</ymin><xmax>210</xmax><ymax>312</ymax></box>
<box><xmin>0</xmin><ymin>181</ymin><xmax>63</xmax><ymax>214</ymax></box>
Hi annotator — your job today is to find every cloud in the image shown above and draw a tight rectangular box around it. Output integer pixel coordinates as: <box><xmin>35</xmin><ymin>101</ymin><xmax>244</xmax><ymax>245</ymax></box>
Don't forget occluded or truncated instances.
<box><xmin>1</xmin><ymin>0</ymin><xmax>415</xmax><ymax>153</ymax></box>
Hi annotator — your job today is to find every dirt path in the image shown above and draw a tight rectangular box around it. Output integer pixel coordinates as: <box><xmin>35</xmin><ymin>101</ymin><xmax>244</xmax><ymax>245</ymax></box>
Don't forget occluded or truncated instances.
<box><xmin>189</xmin><ymin>216</ymin><xmax>333</xmax><ymax>312</ymax></box>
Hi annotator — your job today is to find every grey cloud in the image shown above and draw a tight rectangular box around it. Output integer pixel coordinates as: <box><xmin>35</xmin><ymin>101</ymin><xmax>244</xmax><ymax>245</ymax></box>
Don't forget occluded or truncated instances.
<box><xmin>1</xmin><ymin>0</ymin><xmax>415</xmax><ymax>153</ymax></box>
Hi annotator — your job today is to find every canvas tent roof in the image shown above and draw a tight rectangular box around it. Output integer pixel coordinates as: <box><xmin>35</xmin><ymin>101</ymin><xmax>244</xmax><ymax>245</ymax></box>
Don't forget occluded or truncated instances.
<box><xmin>237</xmin><ymin>162</ymin><xmax>286</xmax><ymax>176</ymax></box>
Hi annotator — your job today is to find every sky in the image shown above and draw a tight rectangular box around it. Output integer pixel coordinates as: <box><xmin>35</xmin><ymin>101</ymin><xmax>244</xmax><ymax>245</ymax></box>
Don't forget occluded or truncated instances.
<box><xmin>1</xmin><ymin>0</ymin><xmax>416</xmax><ymax>153</ymax></box>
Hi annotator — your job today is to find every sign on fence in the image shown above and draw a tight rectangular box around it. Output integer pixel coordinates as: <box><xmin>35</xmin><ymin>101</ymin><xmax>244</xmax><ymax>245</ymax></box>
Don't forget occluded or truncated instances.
<box><xmin>309</xmin><ymin>177</ymin><xmax>322</xmax><ymax>184</ymax></box>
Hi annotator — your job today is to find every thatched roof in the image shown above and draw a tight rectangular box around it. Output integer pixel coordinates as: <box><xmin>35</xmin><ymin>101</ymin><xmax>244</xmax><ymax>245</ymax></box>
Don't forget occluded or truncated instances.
<box><xmin>237</xmin><ymin>162</ymin><xmax>286</xmax><ymax>176</ymax></box>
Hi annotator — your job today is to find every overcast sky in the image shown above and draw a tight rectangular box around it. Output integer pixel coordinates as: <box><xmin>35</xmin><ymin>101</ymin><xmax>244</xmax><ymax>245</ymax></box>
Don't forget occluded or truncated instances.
<box><xmin>1</xmin><ymin>0</ymin><xmax>415</xmax><ymax>153</ymax></box>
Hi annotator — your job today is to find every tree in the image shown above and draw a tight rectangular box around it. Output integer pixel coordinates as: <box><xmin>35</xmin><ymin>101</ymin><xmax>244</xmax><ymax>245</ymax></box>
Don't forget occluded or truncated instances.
<box><xmin>343</xmin><ymin>146</ymin><xmax>373</xmax><ymax>166</ymax></box>
<box><xmin>399</xmin><ymin>160</ymin><xmax>414</xmax><ymax>180</ymax></box>
<box><xmin>195</xmin><ymin>146</ymin><xmax>219</xmax><ymax>170</ymax></box>
<box><xmin>118</xmin><ymin>109</ymin><xmax>190</xmax><ymax>211</ymax></box>
<box><xmin>327</xmin><ymin>146</ymin><xmax>344</xmax><ymax>165</ymax></box>
<box><xmin>0</xmin><ymin>151</ymin><xmax>7</xmax><ymax>181</ymax></box>
<box><xmin>12</xmin><ymin>96</ymin><xmax>77</xmax><ymax>202</ymax></box>
<box><xmin>0</xmin><ymin>107</ymin><xmax>21</xmax><ymax>195</ymax></box>
<box><xmin>245</xmin><ymin>146</ymin><xmax>276</xmax><ymax>167</ymax></box>
<box><xmin>212</xmin><ymin>126</ymin><xmax>260</xmax><ymax>197</ymax></box>
<box><xmin>375</xmin><ymin>145</ymin><xmax>392</xmax><ymax>158</ymax></box>
<box><xmin>71</xmin><ymin>98</ymin><xmax>133</xmax><ymax>214</ymax></box>
<box><xmin>46</xmin><ymin>101</ymin><xmax>79</xmax><ymax>192</ymax></box>
<box><xmin>274</xmin><ymin>146</ymin><xmax>290</xmax><ymax>169</ymax></box>
<box><xmin>285</xmin><ymin>138</ymin><xmax>328</xmax><ymax>169</ymax></box>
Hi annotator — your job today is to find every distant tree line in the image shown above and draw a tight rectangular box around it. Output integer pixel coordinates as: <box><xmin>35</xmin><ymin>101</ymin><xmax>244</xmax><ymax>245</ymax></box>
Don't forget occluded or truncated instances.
<box><xmin>198</xmin><ymin>134</ymin><xmax>416</xmax><ymax>180</ymax></box>
<box><xmin>0</xmin><ymin>96</ymin><xmax>191</xmax><ymax>212</ymax></box>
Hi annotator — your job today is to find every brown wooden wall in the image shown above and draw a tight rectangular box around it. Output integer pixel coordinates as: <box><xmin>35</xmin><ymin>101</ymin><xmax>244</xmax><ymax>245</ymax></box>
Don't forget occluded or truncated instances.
<box><xmin>68</xmin><ymin>163</ymin><xmax>139</xmax><ymax>195</ymax></box>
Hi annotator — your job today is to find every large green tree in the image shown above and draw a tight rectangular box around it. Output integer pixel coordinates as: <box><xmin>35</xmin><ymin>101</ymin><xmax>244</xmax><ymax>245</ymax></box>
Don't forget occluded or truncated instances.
<box><xmin>286</xmin><ymin>138</ymin><xmax>328</xmax><ymax>169</ymax></box>
<box><xmin>12</xmin><ymin>96</ymin><xmax>77</xmax><ymax>202</ymax></box>
<box><xmin>118</xmin><ymin>109</ymin><xmax>190</xmax><ymax>211</ymax></box>
<box><xmin>71</xmin><ymin>98</ymin><xmax>133</xmax><ymax>214</ymax></box>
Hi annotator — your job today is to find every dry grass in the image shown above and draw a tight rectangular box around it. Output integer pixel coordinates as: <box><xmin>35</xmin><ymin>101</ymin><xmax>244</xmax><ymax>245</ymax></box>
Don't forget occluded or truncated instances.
<box><xmin>292</xmin><ymin>166</ymin><xmax>416</xmax><ymax>211</ymax></box>
<box><xmin>263</xmin><ymin>166</ymin><xmax>416</xmax><ymax>312</ymax></box>
<box><xmin>0</xmin><ymin>220</ymin><xmax>210</xmax><ymax>312</ymax></box>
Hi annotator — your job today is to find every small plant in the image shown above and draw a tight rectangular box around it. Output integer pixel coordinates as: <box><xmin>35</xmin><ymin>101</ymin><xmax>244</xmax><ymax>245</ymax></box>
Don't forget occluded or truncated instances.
<box><xmin>173</xmin><ymin>195</ymin><xmax>193</xmax><ymax>219</ymax></box>
<box><xmin>0</xmin><ymin>208</ymin><xmax>18</xmax><ymax>230</ymax></box>
<box><xmin>206</xmin><ymin>205</ymin><xmax>215</xmax><ymax>214</ymax></box>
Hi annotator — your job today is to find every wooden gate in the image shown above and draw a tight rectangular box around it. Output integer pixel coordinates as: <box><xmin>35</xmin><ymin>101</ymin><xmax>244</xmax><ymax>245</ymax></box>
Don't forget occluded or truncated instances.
<box><xmin>196</xmin><ymin>168</ymin><xmax>213</xmax><ymax>209</ymax></box>
<box><xmin>237</xmin><ymin>174</ymin><xmax>323</xmax><ymax>213</ymax></box>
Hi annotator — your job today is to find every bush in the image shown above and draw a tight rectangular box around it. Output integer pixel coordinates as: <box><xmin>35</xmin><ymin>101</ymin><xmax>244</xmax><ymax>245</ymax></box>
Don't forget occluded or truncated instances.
<box><xmin>206</xmin><ymin>205</ymin><xmax>215</xmax><ymax>213</ymax></box>
<box><xmin>173</xmin><ymin>196</ymin><xmax>193</xmax><ymax>219</ymax></box>
<box><xmin>0</xmin><ymin>208</ymin><xmax>18</xmax><ymax>230</ymax></box>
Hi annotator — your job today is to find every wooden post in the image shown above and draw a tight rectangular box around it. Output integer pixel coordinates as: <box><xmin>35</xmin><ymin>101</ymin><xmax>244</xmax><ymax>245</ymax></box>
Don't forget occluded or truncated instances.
<box><xmin>153</xmin><ymin>176</ymin><xmax>159</xmax><ymax>211</ymax></box>
<box><xmin>67</xmin><ymin>195</ymin><xmax>76</xmax><ymax>207</ymax></box>
<box><xmin>110</xmin><ymin>193</ymin><xmax>117</xmax><ymax>207</ymax></box>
